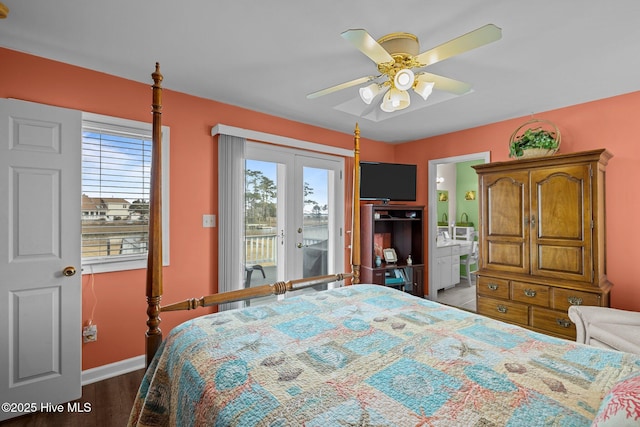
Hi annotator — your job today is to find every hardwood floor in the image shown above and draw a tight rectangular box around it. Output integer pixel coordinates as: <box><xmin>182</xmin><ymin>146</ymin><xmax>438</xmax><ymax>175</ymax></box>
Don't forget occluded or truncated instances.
<box><xmin>1</xmin><ymin>369</ymin><xmax>145</xmax><ymax>427</ymax></box>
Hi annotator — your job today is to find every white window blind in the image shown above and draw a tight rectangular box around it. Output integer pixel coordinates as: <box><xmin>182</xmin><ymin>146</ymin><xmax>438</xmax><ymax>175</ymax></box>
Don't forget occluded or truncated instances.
<box><xmin>81</xmin><ymin>120</ymin><xmax>152</xmax><ymax>263</ymax></box>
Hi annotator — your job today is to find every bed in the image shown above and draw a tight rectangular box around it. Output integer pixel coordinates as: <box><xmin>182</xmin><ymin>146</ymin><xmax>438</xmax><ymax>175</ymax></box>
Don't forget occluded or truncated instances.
<box><xmin>129</xmin><ymin>64</ymin><xmax>640</xmax><ymax>426</ymax></box>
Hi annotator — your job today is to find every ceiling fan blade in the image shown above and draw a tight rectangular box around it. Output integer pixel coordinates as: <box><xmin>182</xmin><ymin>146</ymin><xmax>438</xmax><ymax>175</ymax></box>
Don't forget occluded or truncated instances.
<box><xmin>418</xmin><ymin>72</ymin><xmax>472</xmax><ymax>95</ymax></box>
<box><xmin>306</xmin><ymin>75</ymin><xmax>378</xmax><ymax>99</ymax></box>
<box><xmin>341</xmin><ymin>29</ymin><xmax>394</xmax><ymax>65</ymax></box>
<box><xmin>414</xmin><ymin>24</ymin><xmax>502</xmax><ymax>67</ymax></box>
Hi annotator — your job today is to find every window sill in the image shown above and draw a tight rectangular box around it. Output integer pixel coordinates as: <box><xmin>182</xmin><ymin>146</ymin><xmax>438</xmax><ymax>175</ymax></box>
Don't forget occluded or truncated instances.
<box><xmin>81</xmin><ymin>258</ymin><xmax>162</xmax><ymax>274</ymax></box>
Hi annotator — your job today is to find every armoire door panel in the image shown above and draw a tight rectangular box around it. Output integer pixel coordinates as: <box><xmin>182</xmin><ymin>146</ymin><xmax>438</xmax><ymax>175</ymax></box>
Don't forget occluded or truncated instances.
<box><xmin>536</xmin><ymin>245</ymin><xmax>584</xmax><ymax>275</ymax></box>
<box><xmin>533</xmin><ymin>166</ymin><xmax>588</xmax><ymax>240</ymax></box>
<box><xmin>482</xmin><ymin>171</ymin><xmax>529</xmax><ymax>273</ymax></box>
<box><xmin>536</xmin><ymin>180</ymin><xmax>583</xmax><ymax>240</ymax></box>
<box><xmin>486</xmin><ymin>174</ymin><xmax>527</xmax><ymax>237</ymax></box>
<box><xmin>487</xmin><ymin>241</ymin><xmax>527</xmax><ymax>270</ymax></box>
<box><xmin>531</xmin><ymin>165</ymin><xmax>592</xmax><ymax>281</ymax></box>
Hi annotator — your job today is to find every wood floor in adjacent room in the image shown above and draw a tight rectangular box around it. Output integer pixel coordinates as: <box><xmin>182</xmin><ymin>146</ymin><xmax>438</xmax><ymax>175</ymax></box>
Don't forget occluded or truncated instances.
<box><xmin>1</xmin><ymin>369</ymin><xmax>145</xmax><ymax>427</ymax></box>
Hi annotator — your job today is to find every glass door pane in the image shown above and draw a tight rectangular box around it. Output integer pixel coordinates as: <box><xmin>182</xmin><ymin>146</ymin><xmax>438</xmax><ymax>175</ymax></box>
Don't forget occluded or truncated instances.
<box><xmin>290</xmin><ymin>155</ymin><xmax>343</xmax><ymax>296</ymax></box>
<box><xmin>301</xmin><ymin>166</ymin><xmax>330</xmax><ymax>278</ymax></box>
<box><xmin>244</xmin><ymin>159</ymin><xmax>283</xmax><ymax>305</ymax></box>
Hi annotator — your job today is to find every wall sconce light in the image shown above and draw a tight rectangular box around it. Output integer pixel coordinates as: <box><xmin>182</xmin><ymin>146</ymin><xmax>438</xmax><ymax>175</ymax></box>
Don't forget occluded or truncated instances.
<box><xmin>436</xmin><ymin>176</ymin><xmax>444</xmax><ymax>184</ymax></box>
<box><xmin>465</xmin><ymin>191</ymin><xmax>476</xmax><ymax>200</ymax></box>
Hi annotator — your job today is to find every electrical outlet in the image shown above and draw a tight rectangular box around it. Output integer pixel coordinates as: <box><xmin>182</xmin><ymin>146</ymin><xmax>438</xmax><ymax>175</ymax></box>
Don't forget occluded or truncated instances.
<box><xmin>202</xmin><ymin>214</ymin><xmax>216</xmax><ymax>228</ymax></box>
<box><xmin>82</xmin><ymin>325</ymin><xmax>97</xmax><ymax>343</ymax></box>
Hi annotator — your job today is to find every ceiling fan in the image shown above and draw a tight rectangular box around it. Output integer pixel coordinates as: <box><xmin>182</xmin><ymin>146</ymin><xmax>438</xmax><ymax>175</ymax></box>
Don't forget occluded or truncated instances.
<box><xmin>307</xmin><ymin>24</ymin><xmax>502</xmax><ymax>113</ymax></box>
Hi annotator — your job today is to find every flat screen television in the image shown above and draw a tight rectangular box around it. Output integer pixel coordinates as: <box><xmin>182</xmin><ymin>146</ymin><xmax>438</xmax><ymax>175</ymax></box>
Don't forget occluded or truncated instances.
<box><xmin>359</xmin><ymin>162</ymin><xmax>417</xmax><ymax>202</ymax></box>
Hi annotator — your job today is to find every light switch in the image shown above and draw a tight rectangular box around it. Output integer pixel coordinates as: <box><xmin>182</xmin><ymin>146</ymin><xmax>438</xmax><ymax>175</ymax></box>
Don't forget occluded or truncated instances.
<box><xmin>203</xmin><ymin>214</ymin><xmax>216</xmax><ymax>228</ymax></box>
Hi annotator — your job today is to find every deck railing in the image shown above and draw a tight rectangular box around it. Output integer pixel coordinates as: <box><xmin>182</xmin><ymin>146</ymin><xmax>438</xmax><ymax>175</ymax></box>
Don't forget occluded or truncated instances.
<box><xmin>245</xmin><ymin>234</ymin><xmax>324</xmax><ymax>265</ymax></box>
<box><xmin>245</xmin><ymin>234</ymin><xmax>278</xmax><ymax>265</ymax></box>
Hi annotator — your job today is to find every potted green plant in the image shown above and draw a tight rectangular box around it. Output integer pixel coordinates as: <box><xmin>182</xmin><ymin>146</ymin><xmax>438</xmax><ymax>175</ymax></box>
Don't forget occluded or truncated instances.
<box><xmin>508</xmin><ymin>119</ymin><xmax>561</xmax><ymax>159</ymax></box>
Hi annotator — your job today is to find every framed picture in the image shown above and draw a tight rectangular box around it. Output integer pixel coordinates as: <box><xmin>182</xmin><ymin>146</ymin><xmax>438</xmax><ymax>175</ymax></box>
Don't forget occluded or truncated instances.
<box><xmin>383</xmin><ymin>248</ymin><xmax>397</xmax><ymax>263</ymax></box>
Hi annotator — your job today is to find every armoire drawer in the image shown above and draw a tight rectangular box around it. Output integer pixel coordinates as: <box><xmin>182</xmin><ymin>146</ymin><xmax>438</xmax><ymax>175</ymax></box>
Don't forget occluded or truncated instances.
<box><xmin>530</xmin><ymin>306</ymin><xmax>576</xmax><ymax>339</ymax></box>
<box><xmin>477</xmin><ymin>276</ymin><xmax>510</xmax><ymax>299</ymax></box>
<box><xmin>511</xmin><ymin>281</ymin><xmax>550</xmax><ymax>307</ymax></box>
<box><xmin>552</xmin><ymin>288</ymin><xmax>602</xmax><ymax>311</ymax></box>
<box><xmin>477</xmin><ymin>296</ymin><xmax>528</xmax><ymax>326</ymax></box>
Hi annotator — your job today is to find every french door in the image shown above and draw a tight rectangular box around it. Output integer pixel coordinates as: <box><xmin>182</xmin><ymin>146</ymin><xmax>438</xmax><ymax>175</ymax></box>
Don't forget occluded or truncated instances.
<box><xmin>244</xmin><ymin>143</ymin><xmax>344</xmax><ymax>300</ymax></box>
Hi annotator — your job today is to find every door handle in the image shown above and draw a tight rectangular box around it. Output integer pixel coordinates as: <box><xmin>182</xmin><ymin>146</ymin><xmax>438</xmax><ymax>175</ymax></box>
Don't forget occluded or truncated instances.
<box><xmin>62</xmin><ymin>266</ymin><xmax>77</xmax><ymax>277</ymax></box>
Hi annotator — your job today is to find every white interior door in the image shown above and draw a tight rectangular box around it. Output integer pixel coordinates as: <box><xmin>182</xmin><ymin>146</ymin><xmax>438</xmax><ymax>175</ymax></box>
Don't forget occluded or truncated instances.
<box><xmin>0</xmin><ymin>99</ymin><xmax>81</xmax><ymax>420</ymax></box>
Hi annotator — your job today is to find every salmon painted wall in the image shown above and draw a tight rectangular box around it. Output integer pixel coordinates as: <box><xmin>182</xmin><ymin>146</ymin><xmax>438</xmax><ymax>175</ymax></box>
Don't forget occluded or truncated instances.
<box><xmin>394</xmin><ymin>91</ymin><xmax>640</xmax><ymax>311</ymax></box>
<box><xmin>0</xmin><ymin>48</ymin><xmax>387</xmax><ymax>370</ymax></box>
<box><xmin>4</xmin><ymin>46</ymin><xmax>638</xmax><ymax>371</ymax></box>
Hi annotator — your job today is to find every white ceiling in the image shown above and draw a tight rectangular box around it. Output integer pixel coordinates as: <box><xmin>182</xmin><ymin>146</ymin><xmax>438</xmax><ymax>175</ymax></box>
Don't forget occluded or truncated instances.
<box><xmin>2</xmin><ymin>1</ymin><xmax>639</xmax><ymax>143</ymax></box>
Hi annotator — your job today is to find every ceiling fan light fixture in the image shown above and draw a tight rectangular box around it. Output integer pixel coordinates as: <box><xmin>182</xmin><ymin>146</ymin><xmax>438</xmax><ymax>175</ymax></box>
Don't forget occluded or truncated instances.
<box><xmin>381</xmin><ymin>87</ymin><xmax>410</xmax><ymax>112</ymax></box>
<box><xmin>393</xmin><ymin>69</ymin><xmax>415</xmax><ymax>91</ymax></box>
<box><xmin>308</xmin><ymin>25</ymin><xmax>501</xmax><ymax>117</ymax></box>
<box><xmin>414</xmin><ymin>79</ymin><xmax>435</xmax><ymax>101</ymax></box>
<box><xmin>359</xmin><ymin>83</ymin><xmax>382</xmax><ymax>104</ymax></box>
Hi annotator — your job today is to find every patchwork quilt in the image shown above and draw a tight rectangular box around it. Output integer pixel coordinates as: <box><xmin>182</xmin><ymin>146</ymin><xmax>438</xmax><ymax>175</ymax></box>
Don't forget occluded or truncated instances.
<box><xmin>128</xmin><ymin>285</ymin><xmax>640</xmax><ymax>426</ymax></box>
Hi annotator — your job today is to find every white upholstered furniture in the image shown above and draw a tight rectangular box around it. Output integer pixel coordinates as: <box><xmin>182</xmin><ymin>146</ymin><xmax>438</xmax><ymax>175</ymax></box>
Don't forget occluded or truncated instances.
<box><xmin>568</xmin><ymin>305</ymin><xmax>640</xmax><ymax>355</ymax></box>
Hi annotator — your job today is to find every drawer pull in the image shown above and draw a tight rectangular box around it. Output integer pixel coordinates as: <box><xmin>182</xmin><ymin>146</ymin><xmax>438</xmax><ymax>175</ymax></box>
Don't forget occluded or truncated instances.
<box><xmin>487</xmin><ymin>283</ymin><xmax>499</xmax><ymax>291</ymax></box>
<box><xmin>524</xmin><ymin>289</ymin><xmax>537</xmax><ymax>297</ymax></box>
<box><xmin>567</xmin><ymin>296</ymin><xmax>583</xmax><ymax>305</ymax></box>
<box><xmin>556</xmin><ymin>318</ymin><xmax>572</xmax><ymax>328</ymax></box>
<box><xmin>497</xmin><ymin>305</ymin><xmax>508</xmax><ymax>314</ymax></box>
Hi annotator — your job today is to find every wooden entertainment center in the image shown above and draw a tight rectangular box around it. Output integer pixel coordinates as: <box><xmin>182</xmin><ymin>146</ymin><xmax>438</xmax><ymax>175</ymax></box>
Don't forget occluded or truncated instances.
<box><xmin>360</xmin><ymin>204</ymin><xmax>424</xmax><ymax>297</ymax></box>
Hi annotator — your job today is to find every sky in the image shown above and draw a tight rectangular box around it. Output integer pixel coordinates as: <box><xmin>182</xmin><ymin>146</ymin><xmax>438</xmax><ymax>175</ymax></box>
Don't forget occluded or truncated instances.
<box><xmin>82</xmin><ymin>131</ymin><xmax>151</xmax><ymax>201</ymax></box>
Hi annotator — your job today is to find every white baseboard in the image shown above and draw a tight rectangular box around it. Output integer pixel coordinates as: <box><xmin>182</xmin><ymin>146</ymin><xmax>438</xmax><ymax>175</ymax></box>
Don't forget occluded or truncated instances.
<box><xmin>81</xmin><ymin>355</ymin><xmax>145</xmax><ymax>386</ymax></box>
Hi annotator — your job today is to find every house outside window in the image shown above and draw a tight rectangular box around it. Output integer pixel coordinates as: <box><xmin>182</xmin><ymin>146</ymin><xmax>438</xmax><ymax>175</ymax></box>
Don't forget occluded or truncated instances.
<box><xmin>81</xmin><ymin>113</ymin><xmax>170</xmax><ymax>273</ymax></box>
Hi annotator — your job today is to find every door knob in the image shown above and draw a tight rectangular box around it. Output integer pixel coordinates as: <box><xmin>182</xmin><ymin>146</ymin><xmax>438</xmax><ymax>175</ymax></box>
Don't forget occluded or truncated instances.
<box><xmin>62</xmin><ymin>266</ymin><xmax>77</xmax><ymax>277</ymax></box>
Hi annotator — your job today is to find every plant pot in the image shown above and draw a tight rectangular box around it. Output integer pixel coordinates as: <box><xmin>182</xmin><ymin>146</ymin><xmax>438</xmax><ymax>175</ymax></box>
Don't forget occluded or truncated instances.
<box><xmin>519</xmin><ymin>147</ymin><xmax>558</xmax><ymax>159</ymax></box>
<box><xmin>509</xmin><ymin>118</ymin><xmax>561</xmax><ymax>159</ymax></box>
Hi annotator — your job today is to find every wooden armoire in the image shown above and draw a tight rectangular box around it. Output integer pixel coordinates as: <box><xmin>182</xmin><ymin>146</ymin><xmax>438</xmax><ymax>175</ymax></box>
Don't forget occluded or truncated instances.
<box><xmin>472</xmin><ymin>149</ymin><xmax>612</xmax><ymax>340</ymax></box>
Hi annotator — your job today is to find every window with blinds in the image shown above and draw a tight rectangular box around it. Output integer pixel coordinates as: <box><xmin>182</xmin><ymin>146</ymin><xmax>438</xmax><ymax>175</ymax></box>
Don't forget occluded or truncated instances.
<box><xmin>81</xmin><ymin>119</ymin><xmax>152</xmax><ymax>264</ymax></box>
